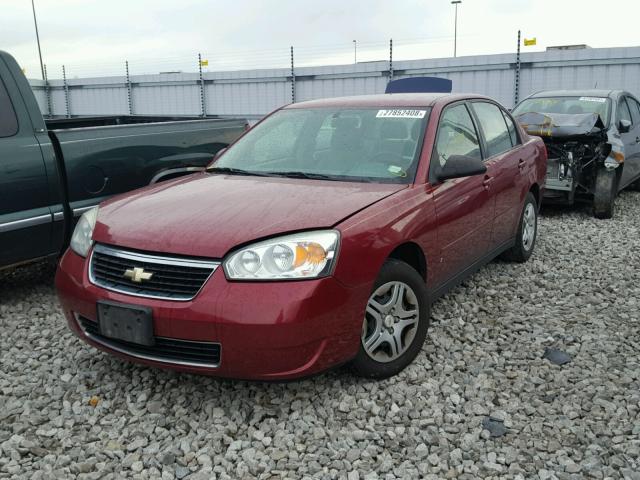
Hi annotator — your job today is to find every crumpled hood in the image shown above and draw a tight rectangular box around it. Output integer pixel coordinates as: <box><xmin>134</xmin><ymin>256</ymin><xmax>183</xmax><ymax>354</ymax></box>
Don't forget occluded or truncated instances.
<box><xmin>93</xmin><ymin>173</ymin><xmax>406</xmax><ymax>258</ymax></box>
<box><xmin>515</xmin><ymin>112</ymin><xmax>606</xmax><ymax>138</ymax></box>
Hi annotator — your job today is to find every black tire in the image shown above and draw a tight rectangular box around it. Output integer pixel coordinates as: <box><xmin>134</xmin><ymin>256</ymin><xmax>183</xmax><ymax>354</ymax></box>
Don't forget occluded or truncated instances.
<box><xmin>501</xmin><ymin>192</ymin><xmax>538</xmax><ymax>263</ymax></box>
<box><xmin>351</xmin><ymin>259</ymin><xmax>430</xmax><ymax>379</ymax></box>
<box><xmin>593</xmin><ymin>167</ymin><xmax>618</xmax><ymax>219</ymax></box>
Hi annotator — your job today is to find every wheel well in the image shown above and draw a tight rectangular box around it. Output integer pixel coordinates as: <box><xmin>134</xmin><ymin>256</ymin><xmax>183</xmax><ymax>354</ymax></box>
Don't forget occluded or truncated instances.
<box><xmin>388</xmin><ymin>243</ymin><xmax>427</xmax><ymax>280</ymax></box>
<box><xmin>529</xmin><ymin>183</ymin><xmax>540</xmax><ymax>206</ymax></box>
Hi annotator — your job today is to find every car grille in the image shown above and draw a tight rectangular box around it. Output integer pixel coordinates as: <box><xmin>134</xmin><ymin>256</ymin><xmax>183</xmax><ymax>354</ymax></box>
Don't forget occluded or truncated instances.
<box><xmin>89</xmin><ymin>244</ymin><xmax>220</xmax><ymax>301</ymax></box>
<box><xmin>78</xmin><ymin>316</ymin><xmax>221</xmax><ymax>367</ymax></box>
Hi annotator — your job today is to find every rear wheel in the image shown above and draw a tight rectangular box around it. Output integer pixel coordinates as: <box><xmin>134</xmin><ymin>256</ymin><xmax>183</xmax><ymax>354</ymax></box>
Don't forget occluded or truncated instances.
<box><xmin>351</xmin><ymin>259</ymin><xmax>430</xmax><ymax>379</ymax></box>
<box><xmin>593</xmin><ymin>167</ymin><xmax>618</xmax><ymax>219</ymax></box>
<box><xmin>501</xmin><ymin>192</ymin><xmax>538</xmax><ymax>263</ymax></box>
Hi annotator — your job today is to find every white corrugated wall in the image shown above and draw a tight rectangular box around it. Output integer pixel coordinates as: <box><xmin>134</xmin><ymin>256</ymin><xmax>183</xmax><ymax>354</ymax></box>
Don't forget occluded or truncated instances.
<box><xmin>30</xmin><ymin>46</ymin><xmax>640</xmax><ymax>118</ymax></box>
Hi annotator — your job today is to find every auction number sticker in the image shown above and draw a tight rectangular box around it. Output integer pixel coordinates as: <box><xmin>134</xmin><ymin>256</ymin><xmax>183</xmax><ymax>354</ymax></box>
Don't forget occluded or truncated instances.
<box><xmin>579</xmin><ymin>97</ymin><xmax>607</xmax><ymax>103</ymax></box>
<box><xmin>376</xmin><ymin>109</ymin><xmax>427</xmax><ymax>118</ymax></box>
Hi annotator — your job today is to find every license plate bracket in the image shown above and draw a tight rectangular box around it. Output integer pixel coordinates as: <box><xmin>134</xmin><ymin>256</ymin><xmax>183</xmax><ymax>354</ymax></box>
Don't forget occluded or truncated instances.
<box><xmin>97</xmin><ymin>301</ymin><xmax>154</xmax><ymax>346</ymax></box>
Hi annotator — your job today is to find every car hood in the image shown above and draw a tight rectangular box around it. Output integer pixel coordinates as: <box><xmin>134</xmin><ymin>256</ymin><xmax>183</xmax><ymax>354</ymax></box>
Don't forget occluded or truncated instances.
<box><xmin>93</xmin><ymin>173</ymin><xmax>407</xmax><ymax>258</ymax></box>
<box><xmin>514</xmin><ymin>112</ymin><xmax>606</xmax><ymax>138</ymax></box>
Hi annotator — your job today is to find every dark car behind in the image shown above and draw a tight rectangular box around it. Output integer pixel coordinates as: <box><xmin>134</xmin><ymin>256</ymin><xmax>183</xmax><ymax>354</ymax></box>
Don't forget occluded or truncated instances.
<box><xmin>513</xmin><ymin>89</ymin><xmax>640</xmax><ymax>218</ymax></box>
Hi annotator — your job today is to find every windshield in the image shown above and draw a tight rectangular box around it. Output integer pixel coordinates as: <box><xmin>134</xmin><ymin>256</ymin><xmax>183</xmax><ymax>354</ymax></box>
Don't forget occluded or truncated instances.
<box><xmin>512</xmin><ymin>96</ymin><xmax>611</xmax><ymax>126</ymax></box>
<box><xmin>211</xmin><ymin>107</ymin><xmax>431</xmax><ymax>183</ymax></box>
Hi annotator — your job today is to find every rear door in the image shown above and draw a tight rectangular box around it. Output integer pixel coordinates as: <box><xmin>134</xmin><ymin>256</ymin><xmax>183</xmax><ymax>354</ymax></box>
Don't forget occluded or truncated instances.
<box><xmin>469</xmin><ymin>101</ymin><xmax>525</xmax><ymax>247</ymax></box>
<box><xmin>430</xmin><ymin>102</ymin><xmax>495</xmax><ymax>279</ymax></box>
<box><xmin>620</xmin><ymin>95</ymin><xmax>640</xmax><ymax>188</ymax></box>
<box><xmin>0</xmin><ymin>61</ymin><xmax>53</xmax><ymax>267</ymax></box>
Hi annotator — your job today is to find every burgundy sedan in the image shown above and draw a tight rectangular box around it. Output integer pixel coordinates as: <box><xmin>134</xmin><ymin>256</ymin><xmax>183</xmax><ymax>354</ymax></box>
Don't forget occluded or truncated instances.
<box><xmin>56</xmin><ymin>93</ymin><xmax>546</xmax><ymax>380</ymax></box>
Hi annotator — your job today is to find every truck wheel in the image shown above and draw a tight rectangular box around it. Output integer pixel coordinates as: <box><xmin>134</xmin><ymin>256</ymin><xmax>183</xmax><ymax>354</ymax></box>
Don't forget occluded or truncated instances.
<box><xmin>351</xmin><ymin>259</ymin><xmax>430</xmax><ymax>379</ymax></box>
<box><xmin>501</xmin><ymin>192</ymin><xmax>538</xmax><ymax>263</ymax></box>
<box><xmin>593</xmin><ymin>167</ymin><xmax>618</xmax><ymax>219</ymax></box>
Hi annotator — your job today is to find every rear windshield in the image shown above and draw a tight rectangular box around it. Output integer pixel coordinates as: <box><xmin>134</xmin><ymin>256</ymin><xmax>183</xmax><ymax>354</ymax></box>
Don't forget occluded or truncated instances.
<box><xmin>512</xmin><ymin>96</ymin><xmax>611</xmax><ymax>126</ymax></box>
<box><xmin>213</xmin><ymin>107</ymin><xmax>431</xmax><ymax>183</ymax></box>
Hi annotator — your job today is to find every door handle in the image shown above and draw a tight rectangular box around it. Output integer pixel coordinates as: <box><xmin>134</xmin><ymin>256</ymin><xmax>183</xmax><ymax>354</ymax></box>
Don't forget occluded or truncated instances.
<box><xmin>518</xmin><ymin>159</ymin><xmax>526</xmax><ymax>170</ymax></box>
<box><xmin>482</xmin><ymin>176</ymin><xmax>493</xmax><ymax>189</ymax></box>
<box><xmin>635</xmin><ymin>136</ymin><xmax>640</xmax><ymax>144</ymax></box>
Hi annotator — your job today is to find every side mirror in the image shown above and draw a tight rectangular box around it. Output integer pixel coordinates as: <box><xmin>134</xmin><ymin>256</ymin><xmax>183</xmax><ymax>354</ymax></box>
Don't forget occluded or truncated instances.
<box><xmin>214</xmin><ymin>147</ymin><xmax>227</xmax><ymax>160</ymax></box>
<box><xmin>619</xmin><ymin>119</ymin><xmax>632</xmax><ymax>133</ymax></box>
<box><xmin>437</xmin><ymin>155</ymin><xmax>487</xmax><ymax>181</ymax></box>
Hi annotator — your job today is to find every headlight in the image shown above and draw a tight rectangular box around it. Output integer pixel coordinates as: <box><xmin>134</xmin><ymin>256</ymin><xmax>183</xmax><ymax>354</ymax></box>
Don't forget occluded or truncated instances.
<box><xmin>70</xmin><ymin>207</ymin><xmax>98</xmax><ymax>257</ymax></box>
<box><xmin>223</xmin><ymin>230</ymin><xmax>339</xmax><ymax>280</ymax></box>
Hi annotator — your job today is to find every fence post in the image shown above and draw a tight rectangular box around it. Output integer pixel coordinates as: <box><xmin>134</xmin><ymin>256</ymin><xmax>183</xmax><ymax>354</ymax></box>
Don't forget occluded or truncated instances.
<box><xmin>514</xmin><ymin>30</ymin><xmax>521</xmax><ymax>107</ymax></box>
<box><xmin>198</xmin><ymin>53</ymin><xmax>206</xmax><ymax>117</ymax></box>
<box><xmin>389</xmin><ymin>38</ymin><xmax>394</xmax><ymax>82</ymax></box>
<box><xmin>290</xmin><ymin>46</ymin><xmax>296</xmax><ymax>103</ymax></box>
<box><xmin>125</xmin><ymin>60</ymin><xmax>133</xmax><ymax>115</ymax></box>
<box><xmin>62</xmin><ymin>65</ymin><xmax>71</xmax><ymax>118</ymax></box>
<box><xmin>43</xmin><ymin>64</ymin><xmax>52</xmax><ymax>118</ymax></box>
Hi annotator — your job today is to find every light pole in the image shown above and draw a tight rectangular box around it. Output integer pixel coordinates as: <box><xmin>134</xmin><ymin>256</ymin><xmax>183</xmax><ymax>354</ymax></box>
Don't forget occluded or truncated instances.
<box><xmin>451</xmin><ymin>0</ymin><xmax>461</xmax><ymax>58</ymax></box>
<box><xmin>353</xmin><ymin>40</ymin><xmax>357</xmax><ymax>64</ymax></box>
<box><xmin>31</xmin><ymin>0</ymin><xmax>45</xmax><ymax>80</ymax></box>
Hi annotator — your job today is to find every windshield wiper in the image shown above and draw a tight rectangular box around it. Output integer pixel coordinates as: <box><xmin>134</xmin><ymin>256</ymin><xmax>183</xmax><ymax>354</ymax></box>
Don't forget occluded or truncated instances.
<box><xmin>268</xmin><ymin>171</ymin><xmax>340</xmax><ymax>181</ymax></box>
<box><xmin>206</xmin><ymin>167</ymin><xmax>275</xmax><ymax>177</ymax></box>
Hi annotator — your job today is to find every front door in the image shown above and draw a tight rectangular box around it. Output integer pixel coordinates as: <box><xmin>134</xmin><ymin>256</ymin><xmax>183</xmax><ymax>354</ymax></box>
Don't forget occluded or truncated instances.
<box><xmin>430</xmin><ymin>103</ymin><xmax>495</xmax><ymax>281</ymax></box>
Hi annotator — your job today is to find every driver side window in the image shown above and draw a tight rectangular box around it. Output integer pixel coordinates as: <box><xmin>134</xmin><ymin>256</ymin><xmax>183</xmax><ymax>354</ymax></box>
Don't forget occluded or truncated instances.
<box><xmin>618</xmin><ymin>98</ymin><xmax>632</xmax><ymax>125</ymax></box>
<box><xmin>434</xmin><ymin>104</ymin><xmax>482</xmax><ymax>168</ymax></box>
<box><xmin>627</xmin><ymin>97</ymin><xmax>640</xmax><ymax>125</ymax></box>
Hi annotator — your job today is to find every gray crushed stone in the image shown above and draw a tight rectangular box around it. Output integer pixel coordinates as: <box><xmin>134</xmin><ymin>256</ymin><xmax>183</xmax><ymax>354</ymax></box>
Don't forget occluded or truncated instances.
<box><xmin>1</xmin><ymin>191</ymin><xmax>639</xmax><ymax>479</ymax></box>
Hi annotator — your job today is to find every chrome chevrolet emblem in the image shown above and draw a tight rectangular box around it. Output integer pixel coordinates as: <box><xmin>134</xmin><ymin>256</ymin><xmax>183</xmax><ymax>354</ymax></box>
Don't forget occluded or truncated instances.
<box><xmin>123</xmin><ymin>267</ymin><xmax>153</xmax><ymax>283</ymax></box>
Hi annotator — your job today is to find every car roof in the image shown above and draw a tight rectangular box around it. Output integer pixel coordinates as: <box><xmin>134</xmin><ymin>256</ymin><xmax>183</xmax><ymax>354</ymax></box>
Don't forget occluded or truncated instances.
<box><xmin>528</xmin><ymin>89</ymin><xmax>619</xmax><ymax>99</ymax></box>
<box><xmin>284</xmin><ymin>93</ymin><xmax>489</xmax><ymax>109</ymax></box>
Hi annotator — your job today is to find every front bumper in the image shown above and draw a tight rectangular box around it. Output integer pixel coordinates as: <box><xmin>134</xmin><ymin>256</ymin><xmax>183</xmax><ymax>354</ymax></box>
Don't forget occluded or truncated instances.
<box><xmin>55</xmin><ymin>248</ymin><xmax>368</xmax><ymax>380</ymax></box>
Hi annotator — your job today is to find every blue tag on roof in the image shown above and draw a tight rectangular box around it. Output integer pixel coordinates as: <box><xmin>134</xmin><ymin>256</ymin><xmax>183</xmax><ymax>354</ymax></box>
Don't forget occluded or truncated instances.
<box><xmin>385</xmin><ymin>77</ymin><xmax>452</xmax><ymax>94</ymax></box>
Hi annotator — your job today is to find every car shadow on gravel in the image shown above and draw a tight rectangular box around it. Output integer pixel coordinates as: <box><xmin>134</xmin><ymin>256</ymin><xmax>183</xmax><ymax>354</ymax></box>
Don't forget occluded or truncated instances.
<box><xmin>540</xmin><ymin>189</ymin><xmax>639</xmax><ymax>218</ymax></box>
<box><xmin>539</xmin><ymin>202</ymin><xmax>592</xmax><ymax>218</ymax></box>
<box><xmin>0</xmin><ymin>260</ymin><xmax>56</xmax><ymax>300</ymax></box>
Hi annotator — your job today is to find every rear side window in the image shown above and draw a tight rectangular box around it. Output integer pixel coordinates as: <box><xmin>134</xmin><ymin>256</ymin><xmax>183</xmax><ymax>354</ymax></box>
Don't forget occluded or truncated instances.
<box><xmin>434</xmin><ymin>104</ymin><xmax>481</xmax><ymax>168</ymax></box>
<box><xmin>0</xmin><ymin>78</ymin><xmax>18</xmax><ymax>137</ymax></box>
<box><xmin>471</xmin><ymin>102</ymin><xmax>513</xmax><ymax>157</ymax></box>
<box><xmin>501</xmin><ymin>110</ymin><xmax>519</xmax><ymax>146</ymax></box>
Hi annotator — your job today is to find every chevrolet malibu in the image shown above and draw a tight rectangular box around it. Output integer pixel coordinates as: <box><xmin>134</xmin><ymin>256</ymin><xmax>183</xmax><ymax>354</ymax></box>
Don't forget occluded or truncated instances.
<box><xmin>56</xmin><ymin>93</ymin><xmax>547</xmax><ymax>380</ymax></box>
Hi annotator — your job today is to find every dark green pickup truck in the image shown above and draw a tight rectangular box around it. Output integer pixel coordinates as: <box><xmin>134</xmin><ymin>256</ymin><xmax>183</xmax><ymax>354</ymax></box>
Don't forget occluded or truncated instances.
<box><xmin>0</xmin><ymin>51</ymin><xmax>248</xmax><ymax>271</ymax></box>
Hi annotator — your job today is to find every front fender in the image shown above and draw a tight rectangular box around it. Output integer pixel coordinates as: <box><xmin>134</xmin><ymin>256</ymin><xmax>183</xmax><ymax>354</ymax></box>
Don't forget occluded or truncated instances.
<box><xmin>334</xmin><ymin>186</ymin><xmax>438</xmax><ymax>290</ymax></box>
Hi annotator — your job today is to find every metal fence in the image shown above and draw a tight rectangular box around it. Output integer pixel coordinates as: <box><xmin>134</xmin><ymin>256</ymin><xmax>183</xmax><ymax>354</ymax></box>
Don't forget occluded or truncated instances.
<box><xmin>28</xmin><ymin>43</ymin><xmax>640</xmax><ymax>119</ymax></box>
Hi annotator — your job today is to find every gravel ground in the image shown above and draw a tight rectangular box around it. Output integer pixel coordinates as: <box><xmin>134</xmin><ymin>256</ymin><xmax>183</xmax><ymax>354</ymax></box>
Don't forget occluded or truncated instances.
<box><xmin>1</xmin><ymin>191</ymin><xmax>639</xmax><ymax>480</ymax></box>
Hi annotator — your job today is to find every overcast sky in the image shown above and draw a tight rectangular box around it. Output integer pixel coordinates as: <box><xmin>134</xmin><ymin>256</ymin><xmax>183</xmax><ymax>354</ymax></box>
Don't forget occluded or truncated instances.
<box><xmin>2</xmin><ymin>0</ymin><xmax>639</xmax><ymax>79</ymax></box>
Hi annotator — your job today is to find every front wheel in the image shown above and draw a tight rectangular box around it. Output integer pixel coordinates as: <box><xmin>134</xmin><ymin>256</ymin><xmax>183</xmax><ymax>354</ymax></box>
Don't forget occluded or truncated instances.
<box><xmin>501</xmin><ymin>192</ymin><xmax>538</xmax><ymax>263</ymax></box>
<box><xmin>351</xmin><ymin>260</ymin><xmax>430</xmax><ymax>379</ymax></box>
<box><xmin>593</xmin><ymin>167</ymin><xmax>618</xmax><ymax>219</ymax></box>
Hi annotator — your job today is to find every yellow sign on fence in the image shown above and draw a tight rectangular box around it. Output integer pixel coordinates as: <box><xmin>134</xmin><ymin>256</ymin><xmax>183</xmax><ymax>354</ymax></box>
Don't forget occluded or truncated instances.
<box><xmin>199</xmin><ymin>59</ymin><xmax>209</xmax><ymax>67</ymax></box>
<box><xmin>524</xmin><ymin>38</ymin><xmax>537</xmax><ymax>46</ymax></box>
